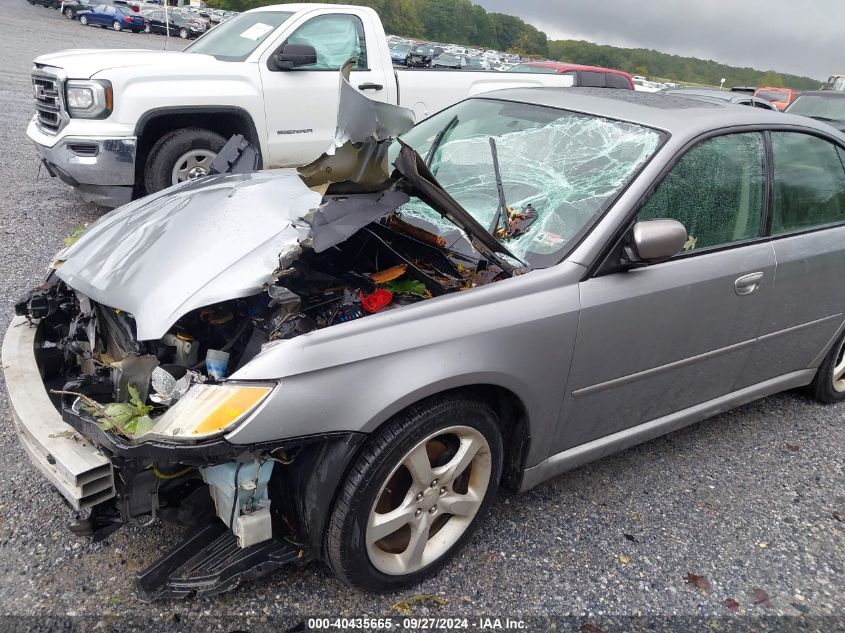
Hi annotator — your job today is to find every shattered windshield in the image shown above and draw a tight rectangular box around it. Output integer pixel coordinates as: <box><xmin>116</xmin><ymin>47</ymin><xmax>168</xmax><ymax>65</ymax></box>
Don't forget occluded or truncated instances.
<box><xmin>390</xmin><ymin>98</ymin><xmax>663</xmax><ymax>267</ymax></box>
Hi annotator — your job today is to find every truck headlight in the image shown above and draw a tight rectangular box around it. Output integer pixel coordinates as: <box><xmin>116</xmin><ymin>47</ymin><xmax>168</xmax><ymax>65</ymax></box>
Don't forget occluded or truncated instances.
<box><xmin>66</xmin><ymin>80</ymin><xmax>112</xmax><ymax>119</ymax></box>
<box><xmin>140</xmin><ymin>383</ymin><xmax>274</xmax><ymax>441</ymax></box>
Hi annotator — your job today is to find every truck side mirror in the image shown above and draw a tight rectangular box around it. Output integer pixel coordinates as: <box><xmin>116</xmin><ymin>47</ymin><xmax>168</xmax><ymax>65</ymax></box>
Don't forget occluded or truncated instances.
<box><xmin>270</xmin><ymin>44</ymin><xmax>317</xmax><ymax>71</ymax></box>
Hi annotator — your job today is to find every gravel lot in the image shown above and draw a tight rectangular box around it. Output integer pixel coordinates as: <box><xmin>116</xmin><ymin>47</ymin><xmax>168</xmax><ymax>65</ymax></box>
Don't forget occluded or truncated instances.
<box><xmin>0</xmin><ymin>2</ymin><xmax>843</xmax><ymax>629</ymax></box>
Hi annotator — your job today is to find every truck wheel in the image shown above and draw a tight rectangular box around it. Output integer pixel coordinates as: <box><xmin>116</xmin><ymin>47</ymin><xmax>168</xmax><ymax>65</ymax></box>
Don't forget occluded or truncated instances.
<box><xmin>144</xmin><ymin>127</ymin><xmax>227</xmax><ymax>194</ymax></box>
<box><xmin>324</xmin><ymin>393</ymin><xmax>503</xmax><ymax>591</ymax></box>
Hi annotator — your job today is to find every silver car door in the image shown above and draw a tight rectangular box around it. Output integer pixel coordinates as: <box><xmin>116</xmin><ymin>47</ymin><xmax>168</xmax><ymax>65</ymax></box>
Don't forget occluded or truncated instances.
<box><xmin>739</xmin><ymin>131</ymin><xmax>845</xmax><ymax>387</ymax></box>
<box><xmin>556</xmin><ymin>132</ymin><xmax>776</xmax><ymax>451</ymax></box>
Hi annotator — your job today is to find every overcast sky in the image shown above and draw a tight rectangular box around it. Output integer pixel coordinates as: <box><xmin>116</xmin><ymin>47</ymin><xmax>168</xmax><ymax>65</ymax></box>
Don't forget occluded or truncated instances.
<box><xmin>474</xmin><ymin>0</ymin><xmax>842</xmax><ymax>80</ymax></box>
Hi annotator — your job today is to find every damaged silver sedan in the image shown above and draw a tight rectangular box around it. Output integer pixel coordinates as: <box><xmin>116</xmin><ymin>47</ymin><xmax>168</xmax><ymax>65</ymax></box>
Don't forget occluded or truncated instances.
<box><xmin>6</xmin><ymin>72</ymin><xmax>845</xmax><ymax>597</ymax></box>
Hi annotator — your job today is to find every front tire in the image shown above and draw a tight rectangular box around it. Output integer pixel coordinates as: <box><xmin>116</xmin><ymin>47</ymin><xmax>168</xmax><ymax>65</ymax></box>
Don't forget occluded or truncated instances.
<box><xmin>79</xmin><ymin>14</ymin><xmax>88</xmax><ymax>25</ymax></box>
<box><xmin>143</xmin><ymin>23</ymin><xmax>151</xmax><ymax>33</ymax></box>
<box><xmin>324</xmin><ymin>393</ymin><xmax>503</xmax><ymax>591</ymax></box>
<box><xmin>64</xmin><ymin>7</ymin><xmax>74</xmax><ymax>18</ymax></box>
<box><xmin>143</xmin><ymin>127</ymin><xmax>226</xmax><ymax>194</ymax></box>
<box><xmin>179</xmin><ymin>28</ymin><xmax>188</xmax><ymax>39</ymax></box>
<box><xmin>809</xmin><ymin>330</ymin><xmax>845</xmax><ymax>403</ymax></box>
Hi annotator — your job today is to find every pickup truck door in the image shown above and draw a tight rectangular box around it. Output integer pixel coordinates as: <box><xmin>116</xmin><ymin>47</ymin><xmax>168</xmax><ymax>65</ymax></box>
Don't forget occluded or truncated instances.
<box><xmin>258</xmin><ymin>8</ymin><xmax>395</xmax><ymax>168</ymax></box>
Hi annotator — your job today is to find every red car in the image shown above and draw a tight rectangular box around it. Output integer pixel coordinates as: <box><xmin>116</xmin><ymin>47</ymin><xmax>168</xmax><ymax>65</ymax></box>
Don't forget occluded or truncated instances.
<box><xmin>507</xmin><ymin>61</ymin><xmax>634</xmax><ymax>89</ymax></box>
<box><xmin>753</xmin><ymin>87</ymin><xmax>797</xmax><ymax>111</ymax></box>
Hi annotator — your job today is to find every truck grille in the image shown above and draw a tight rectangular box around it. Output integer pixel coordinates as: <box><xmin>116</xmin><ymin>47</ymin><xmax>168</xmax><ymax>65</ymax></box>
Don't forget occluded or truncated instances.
<box><xmin>32</xmin><ymin>70</ymin><xmax>65</xmax><ymax>134</ymax></box>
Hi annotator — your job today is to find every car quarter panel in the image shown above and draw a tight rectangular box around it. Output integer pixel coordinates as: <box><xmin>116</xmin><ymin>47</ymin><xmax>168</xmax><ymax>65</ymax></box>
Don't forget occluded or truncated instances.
<box><xmin>225</xmin><ymin>262</ymin><xmax>585</xmax><ymax>470</ymax></box>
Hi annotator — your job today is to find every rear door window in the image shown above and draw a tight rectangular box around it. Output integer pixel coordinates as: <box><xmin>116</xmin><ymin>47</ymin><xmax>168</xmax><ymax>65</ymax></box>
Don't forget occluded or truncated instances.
<box><xmin>771</xmin><ymin>132</ymin><xmax>845</xmax><ymax>233</ymax></box>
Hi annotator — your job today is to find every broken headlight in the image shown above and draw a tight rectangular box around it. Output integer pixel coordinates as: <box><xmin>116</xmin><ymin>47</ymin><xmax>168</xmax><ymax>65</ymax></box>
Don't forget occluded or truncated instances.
<box><xmin>66</xmin><ymin>80</ymin><xmax>113</xmax><ymax>119</ymax></box>
<box><xmin>140</xmin><ymin>382</ymin><xmax>274</xmax><ymax>441</ymax></box>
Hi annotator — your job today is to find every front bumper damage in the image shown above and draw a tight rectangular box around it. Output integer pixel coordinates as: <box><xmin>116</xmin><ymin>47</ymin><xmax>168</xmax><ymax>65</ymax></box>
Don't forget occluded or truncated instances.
<box><xmin>28</xmin><ymin>119</ymin><xmax>137</xmax><ymax>207</ymax></box>
<box><xmin>2</xmin><ymin>316</ymin><xmax>115</xmax><ymax>509</ymax></box>
<box><xmin>3</xmin><ymin>314</ymin><xmax>367</xmax><ymax>598</ymax></box>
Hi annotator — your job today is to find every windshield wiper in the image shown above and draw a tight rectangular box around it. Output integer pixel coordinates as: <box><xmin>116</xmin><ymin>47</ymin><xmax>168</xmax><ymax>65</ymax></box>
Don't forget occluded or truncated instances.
<box><xmin>487</xmin><ymin>137</ymin><xmax>508</xmax><ymax>236</ymax></box>
<box><xmin>425</xmin><ymin>115</ymin><xmax>458</xmax><ymax>167</ymax></box>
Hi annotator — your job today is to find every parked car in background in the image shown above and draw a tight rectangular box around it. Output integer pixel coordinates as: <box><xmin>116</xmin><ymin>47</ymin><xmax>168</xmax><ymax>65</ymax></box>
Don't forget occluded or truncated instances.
<box><xmin>408</xmin><ymin>45</ymin><xmax>438</xmax><ymax>67</ymax></box>
<box><xmin>77</xmin><ymin>4</ymin><xmax>145</xmax><ymax>31</ymax></box>
<box><xmin>27</xmin><ymin>3</ymin><xmax>573</xmax><ymax>207</ymax></box>
<box><xmin>431</xmin><ymin>53</ymin><xmax>466</xmax><ymax>69</ymax></box>
<box><xmin>463</xmin><ymin>56</ymin><xmax>491</xmax><ymax>71</ymax></box>
<box><xmin>507</xmin><ymin>61</ymin><xmax>634</xmax><ymax>89</ymax></box>
<box><xmin>754</xmin><ymin>87</ymin><xmax>797</xmax><ymax>110</ymax></box>
<box><xmin>389</xmin><ymin>43</ymin><xmax>412</xmax><ymax>66</ymax></box>
<box><xmin>633</xmin><ymin>78</ymin><xmax>667</xmax><ymax>92</ymax></box>
<box><xmin>60</xmin><ymin>0</ymin><xmax>96</xmax><ymax>19</ymax></box>
<box><xmin>665</xmin><ymin>88</ymin><xmax>776</xmax><ymax>109</ymax></box>
<box><xmin>142</xmin><ymin>8</ymin><xmax>204</xmax><ymax>38</ymax></box>
<box><xmin>29</xmin><ymin>0</ymin><xmax>60</xmax><ymax>8</ymax></box>
<box><xmin>826</xmin><ymin>75</ymin><xmax>845</xmax><ymax>91</ymax></box>
<box><xmin>785</xmin><ymin>91</ymin><xmax>845</xmax><ymax>132</ymax></box>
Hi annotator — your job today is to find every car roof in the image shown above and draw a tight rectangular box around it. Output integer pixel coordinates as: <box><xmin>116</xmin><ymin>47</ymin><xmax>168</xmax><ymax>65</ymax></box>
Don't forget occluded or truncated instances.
<box><xmin>517</xmin><ymin>61</ymin><xmax>632</xmax><ymax>77</ymax></box>
<box><xmin>474</xmin><ymin>87</ymin><xmax>838</xmax><ymax>138</ymax></box>
<box><xmin>794</xmin><ymin>90</ymin><xmax>845</xmax><ymax>98</ymax></box>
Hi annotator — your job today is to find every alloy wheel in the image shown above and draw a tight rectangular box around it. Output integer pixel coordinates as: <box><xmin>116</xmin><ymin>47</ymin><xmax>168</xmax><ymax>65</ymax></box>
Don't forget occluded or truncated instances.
<box><xmin>112</xmin><ymin>20</ymin><xmax>121</xmax><ymax>31</ymax></box>
<box><xmin>171</xmin><ymin>149</ymin><xmax>214</xmax><ymax>185</ymax></box>
<box><xmin>365</xmin><ymin>425</ymin><xmax>491</xmax><ymax>575</ymax></box>
<box><xmin>79</xmin><ymin>15</ymin><xmax>87</xmax><ymax>24</ymax></box>
<box><xmin>64</xmin><ymin>7</ymin><xmax>73</xmax><ymax>18</ymax></box>
<box><xmin>833</xmin><ymin>340</ymin><xmax>845</xmax><ymax>393</ymax></box>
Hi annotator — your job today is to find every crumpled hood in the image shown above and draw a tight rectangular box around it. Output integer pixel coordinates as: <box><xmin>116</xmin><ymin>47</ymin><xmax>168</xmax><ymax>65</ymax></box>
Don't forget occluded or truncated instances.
<box><xmin>34</xmin><ymin>49</ymin><xmax>219</xmax><ymax>79</ymax></box>
<box><xmin>56</xmin><ymin>170</ymin><xmax>321</xmax><ymax>341</ymax></box>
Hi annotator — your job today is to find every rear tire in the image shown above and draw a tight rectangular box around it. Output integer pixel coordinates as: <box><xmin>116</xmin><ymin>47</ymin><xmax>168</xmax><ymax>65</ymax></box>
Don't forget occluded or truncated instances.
<box><xmin>64</xmin><ymin>7</ymin><xmax>74</xmax><ymax>18</ymax></box>
<box><xmin>112</xmin><ymin>20</ymin><xmax>122</xmax><ymax>31</ymax></box>
<box><xmin>324</xmin><ymin>393</ymin><xmax>503</xmax><ymax>591</ymax></box>
<box><xmin>179</xmin><ymin>28</ymin><xmax>188</xmax><ymax>39</ymax></box>
<box><xmin>809</xmin><ymin>330</ymin><xmax>845</xmax><ymax>404</ymax></box>
<box><xmin>143</xmin><ymin>127</ymin><xmax>226</xmax><ymax>194</ymax></box>
<box><xmin>143</xmin><ymin>23</ymin><xmax>151</xmax><ymax>33</ymax></box>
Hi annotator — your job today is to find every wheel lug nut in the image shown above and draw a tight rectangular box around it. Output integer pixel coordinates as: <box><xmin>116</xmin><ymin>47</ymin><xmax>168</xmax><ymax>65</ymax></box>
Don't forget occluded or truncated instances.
<box><xmin>429</xmin><ymin>505</ymin><xmax>438</xmax><ymax>514</ymax></box>
<box><xmin>439</xmin><ymin>486</ymin><xmax>447</xmax><ymax>496</ymax></box>
<box><xmin>415</xmin><ymin>492</ymin><xmax>424</xmax><ymax>501</ymax></box>
<box><xmin>415</xmin><ymin>509</ymin><xmax>423</xmax><ymax>519</ymax></box>
<box><xmin>430</xmin><ymin>479</ymin><xmax>438</xmax><ymax>488</ymax></box>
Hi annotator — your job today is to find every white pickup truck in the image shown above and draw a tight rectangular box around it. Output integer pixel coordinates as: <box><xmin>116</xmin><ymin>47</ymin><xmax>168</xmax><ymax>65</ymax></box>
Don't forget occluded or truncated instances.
<box><xmin>28</xmin><ymin>3</ymin><xmax>573</xmax><ymax>207</ymax></box>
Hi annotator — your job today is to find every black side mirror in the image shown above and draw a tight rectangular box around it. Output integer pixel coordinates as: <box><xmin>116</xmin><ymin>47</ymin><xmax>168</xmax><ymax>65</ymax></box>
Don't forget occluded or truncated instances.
<box><xmin>270</xmin><ymin>44</ymin><xmax>317</xmax><ymax>71</ymax></box>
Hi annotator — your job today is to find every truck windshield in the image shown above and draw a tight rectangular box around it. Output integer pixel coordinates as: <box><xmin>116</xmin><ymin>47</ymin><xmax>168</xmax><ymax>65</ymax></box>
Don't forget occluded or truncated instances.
<box><xmin>390</xmin><ymin>98</ymin><xmax>663</xmax><ymax>267</ymax></box>
<box><xmin>184</xmin><ymin>11</ymin><xmax>294</xmax><ymax>61</ymax></box>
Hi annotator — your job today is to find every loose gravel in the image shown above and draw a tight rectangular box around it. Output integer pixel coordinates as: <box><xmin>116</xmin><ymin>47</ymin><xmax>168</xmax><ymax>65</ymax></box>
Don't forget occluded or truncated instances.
<box><xmin>0</xmin><ymin>3</ymin><xmax>842</xmax><ymax>628</ymax></box>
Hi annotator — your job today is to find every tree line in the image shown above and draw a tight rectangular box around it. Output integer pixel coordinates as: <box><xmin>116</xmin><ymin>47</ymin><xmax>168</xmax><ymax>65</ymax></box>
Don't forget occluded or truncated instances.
<box><xmin>206</xmin><ymin>0</ymin><xmax>822</xmax><ymax>89</ymax></box>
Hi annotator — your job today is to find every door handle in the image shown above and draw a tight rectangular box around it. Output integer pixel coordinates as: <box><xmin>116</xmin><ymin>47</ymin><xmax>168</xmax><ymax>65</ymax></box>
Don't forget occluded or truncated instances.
<box><xmin>357</xmin><ymin>82</ymin><xmax>383</xmax><ymax>91</ymax></box>
<box><xmin>734</xmin><ymin>271</ymin><xmax>764</xmax><ymax>296</ymax></box>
